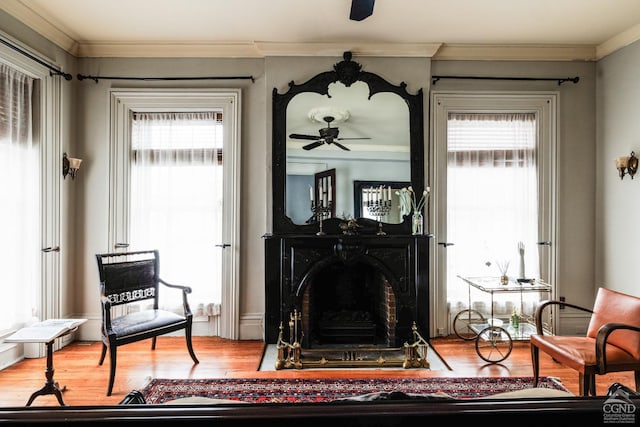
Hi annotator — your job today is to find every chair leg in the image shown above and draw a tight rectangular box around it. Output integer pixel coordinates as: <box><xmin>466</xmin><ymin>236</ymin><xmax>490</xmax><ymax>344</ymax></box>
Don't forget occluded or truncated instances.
<box><xmin>151</xmin><ymin>336</ymin><xmax>157</xmax><ymax>350</ymax></box>
<box><xmin>107</xmin><ymin>345</ymin><xmax>117</xmax><ymax>396</ymax></box>
<box><xmin>578</xmin><ymin>373</ymin><xmax>595</xmax><ymax>397</ymax></box>
<box><xmin>185</xmin><ymin>324</ymin><xmax>199</xmax><ymax>364</ymax></box>
<box><xmin>589</xmin><ymin>375</ymin><xmax>596</xmax><ymax>396</ymax></box>
<box><xmin>99</xmin><ymin>342</ymin><xmax>107</xmax><ymax>365</ymax></box>
<box><xmin>530</xmin><ymin>344</ymin><xmax>540</xmax><ymax>387</ymax></box>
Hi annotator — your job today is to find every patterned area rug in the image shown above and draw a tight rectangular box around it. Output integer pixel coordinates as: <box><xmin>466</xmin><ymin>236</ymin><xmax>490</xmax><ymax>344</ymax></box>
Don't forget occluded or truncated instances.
<box><xmin>140</xmin><ymin>376</ymin><xmax>569</xmax><ymax>404</ymax></box>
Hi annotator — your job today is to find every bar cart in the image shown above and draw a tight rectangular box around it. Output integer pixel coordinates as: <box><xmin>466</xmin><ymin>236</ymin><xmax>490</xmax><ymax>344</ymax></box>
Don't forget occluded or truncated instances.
<box><xmin>453</xmin><ymin>276</ymin><xmax>552</xmax><ymax>363</ymax></box>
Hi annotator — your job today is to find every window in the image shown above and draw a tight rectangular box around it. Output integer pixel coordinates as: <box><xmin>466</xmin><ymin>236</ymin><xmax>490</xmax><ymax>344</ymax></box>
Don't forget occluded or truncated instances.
<box><xmin>0</xmin><ymin>40</ymin><xmax>61</xmax><ymax>363</ymax></box>
<box><xmin>0</xmin><ymin>63</ymin><xmax>38</xmax><ymax>331</ymax></box>
<box><xmin>109</xmin><ymin>89</ymin><xmax>241</xmax><ymax>339</ymax></box>
<box><xmin>431</xmin><ymin>92</ymin><xmax>557</xmax><ymax>337</ymax></box>
<box><xmin>446</xmin><ymin>112</ymin><xmax>540</xmax><ymax>306</ymax></box>
<box><xmin>130</xmin><ymin>112</ymin><xmax>224</xmax><ymax>313</ymax></box>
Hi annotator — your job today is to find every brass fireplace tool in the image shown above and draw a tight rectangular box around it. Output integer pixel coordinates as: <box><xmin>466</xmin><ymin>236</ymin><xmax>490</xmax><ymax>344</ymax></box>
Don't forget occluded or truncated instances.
<box><xmin>275</xmin><ymin>310</ymin><xmax>430</xmax><ymax>370</ymax></box>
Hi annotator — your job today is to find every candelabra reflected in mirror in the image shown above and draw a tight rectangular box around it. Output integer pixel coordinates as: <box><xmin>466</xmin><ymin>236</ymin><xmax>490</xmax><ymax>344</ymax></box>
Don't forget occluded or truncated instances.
<box><xmin>311</xmin><ymin>200</ymin><xmax>332</xmax><ymax>236</ymax></box>
<box><xmin>365</xmin><ymin>186</ymin><xmax>392</xmax><ymax>235</ymax></box>
<box><xmin>310</xmin><ymin>184</ymin><xmax>333</xmax><ymax>236</ymax></box>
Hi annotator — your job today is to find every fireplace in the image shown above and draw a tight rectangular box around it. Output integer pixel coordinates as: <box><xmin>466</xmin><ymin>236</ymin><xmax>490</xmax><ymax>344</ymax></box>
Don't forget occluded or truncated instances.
<box><xmin>264</xmin><ymin>234</ymin><xmax>431</xmax><ymax>347</ymax></box>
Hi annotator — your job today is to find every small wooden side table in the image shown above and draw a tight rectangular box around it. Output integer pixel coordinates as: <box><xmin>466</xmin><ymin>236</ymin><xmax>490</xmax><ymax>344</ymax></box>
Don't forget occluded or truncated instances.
<box><xmin>5</xmin><ymin>318</ymin><xmax>87</xmax><ymax>406</ymax></box>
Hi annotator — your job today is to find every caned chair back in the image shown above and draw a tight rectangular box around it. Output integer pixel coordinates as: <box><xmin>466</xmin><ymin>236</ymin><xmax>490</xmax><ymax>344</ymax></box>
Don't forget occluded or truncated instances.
<box><xmin>96</xmin><ymin>250</ymin><xmax>160</xmax><ymax>310</ymax></box>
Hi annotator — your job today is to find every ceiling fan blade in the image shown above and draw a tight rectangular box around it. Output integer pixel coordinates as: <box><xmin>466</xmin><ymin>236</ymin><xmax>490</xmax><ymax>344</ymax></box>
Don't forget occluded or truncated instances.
<box><xmin>336</xmin><ymin>137</ymin><xmax>372</xmax><ymax>140</ymax></box>
<box><xmin>350</xmin><ymin>0</ymin><xmax>375</xmax><ymax>21</ymax></box>
<box><xmin>290</xmin><ymin>133</ymin><xmax>322</xmax><ymax>140</ymax></box>
<box><xmin>333</xmin><ymin>141</ymin><xmax>351</xmax><ymax>151</ymax></box>
<box><xmin>302</xmin><ymin>141</ymin><xmax>325</xmax><ymax>151</ymax></box>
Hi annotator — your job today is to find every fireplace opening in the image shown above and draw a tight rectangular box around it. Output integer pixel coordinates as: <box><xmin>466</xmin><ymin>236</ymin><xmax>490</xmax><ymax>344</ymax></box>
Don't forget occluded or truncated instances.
<box><xmin>301</xmin><ymin>260</ymin><xmax>397</xmax><ymax>348</ymax></box>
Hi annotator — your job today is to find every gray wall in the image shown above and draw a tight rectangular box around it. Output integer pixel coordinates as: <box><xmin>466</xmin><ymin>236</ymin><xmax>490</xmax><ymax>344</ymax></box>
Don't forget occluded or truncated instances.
<box><xmin>596</xmin><ymin>41</ymin><xmax>640</xmax><ymax>298</ymax></box>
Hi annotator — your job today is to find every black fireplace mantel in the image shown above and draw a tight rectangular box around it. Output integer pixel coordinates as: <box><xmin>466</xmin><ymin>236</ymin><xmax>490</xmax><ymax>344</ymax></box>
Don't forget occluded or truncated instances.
<box><xmin>264</xmin><ymin>233</ymin><xmax>431</xmax><ymax>344</ymax></box>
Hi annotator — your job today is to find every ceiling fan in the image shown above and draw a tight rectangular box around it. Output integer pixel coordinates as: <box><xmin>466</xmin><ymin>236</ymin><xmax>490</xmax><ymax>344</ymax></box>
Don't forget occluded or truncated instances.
<box><xmin>350</xmin><ymin>0</ymin><xmax>375</xmax><ymax>21</ymax></box>
<box><xmin>289</xmin><ymin>116</ymin><xmax>371</xmax><ymax>151</ymax></box>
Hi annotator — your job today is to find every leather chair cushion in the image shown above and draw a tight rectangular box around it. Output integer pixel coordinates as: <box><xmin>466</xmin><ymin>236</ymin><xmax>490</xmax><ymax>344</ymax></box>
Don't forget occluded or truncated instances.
<box><xmin>586</xmin><ymin>288</ymin><xmax>640</xmax><ymax>359</ymax></box>
<box><xmin>110</xmin><ymin>309</ymin><xmax>186</xmax><ymax>338</ymax></box>
<box><xmin>530</xmin><ymin>334</ymin><xmax>637</xmax><ymax>373</ymax></box>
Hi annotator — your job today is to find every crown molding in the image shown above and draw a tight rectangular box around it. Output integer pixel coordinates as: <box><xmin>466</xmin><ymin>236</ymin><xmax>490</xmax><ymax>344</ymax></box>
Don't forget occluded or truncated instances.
<box><xmin>1</xmin><ymin>0</ymin><xmax>79</xmax><ymax>55</ymax></box>
<box><xmin>433</xmin><ymin>44</ymin><xmax>597</xmax><ymax>61</ymax></box>
<box><xmin>596</xmin><ymin>22</ymin><xmax>640</xmax><ymax>60</ymax></box>
<box><xmin>254</xmin><ymin>42</ymin><xmax>442</xmax><ymax>58</ymax></box>
<box><xmin>75</xmin><ymin>41</ymin><xmax>263</xmax><ymax>58</ymax></box>
<box><xmin>74</xmin><ymin>41</ymin><xmax>442</xmax><ymax>58</ymax></box>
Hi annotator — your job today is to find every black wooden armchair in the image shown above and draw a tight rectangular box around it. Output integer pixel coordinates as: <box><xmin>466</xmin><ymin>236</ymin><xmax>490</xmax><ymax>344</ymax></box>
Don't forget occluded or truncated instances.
<box><xmin>96</xmin><ymin>249</ymin><xmax>199</xmax><ymax>396</ymax></box>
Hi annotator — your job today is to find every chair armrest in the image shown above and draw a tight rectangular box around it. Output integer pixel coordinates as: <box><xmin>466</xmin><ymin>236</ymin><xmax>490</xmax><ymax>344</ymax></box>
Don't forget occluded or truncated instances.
<box><xmin>595</xmin><ymin>323</ymin><xmax>640</xmax><ymax>373</ymax></box>
<box><xmin>159</xmin><ymin>278</ymin><xmax>194</xmax><ymax>316</ymax></box>
<box><xmin>159</xmin><ymin>278</ymin><xmax>192</xmax><ymax>294</ymax></box>
<box><xmin>534</xmin><ymin>299</ymin><xmax>593</xmax><ymax>334</ymax></box>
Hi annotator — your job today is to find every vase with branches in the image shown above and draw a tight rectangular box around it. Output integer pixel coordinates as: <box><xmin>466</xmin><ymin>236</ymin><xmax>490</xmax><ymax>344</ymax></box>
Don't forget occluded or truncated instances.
<box><xmin>397</xmin><ymin>186</ymin><xmax>430</xmax><ymax>234</ymax></box>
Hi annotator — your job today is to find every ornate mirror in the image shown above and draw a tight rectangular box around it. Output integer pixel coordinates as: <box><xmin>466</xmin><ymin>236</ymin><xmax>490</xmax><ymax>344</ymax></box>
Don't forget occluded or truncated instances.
<box><xmin>272</xmin><ymin>52</ymin><xmax>424</xmax><ymax>235</ymax></box>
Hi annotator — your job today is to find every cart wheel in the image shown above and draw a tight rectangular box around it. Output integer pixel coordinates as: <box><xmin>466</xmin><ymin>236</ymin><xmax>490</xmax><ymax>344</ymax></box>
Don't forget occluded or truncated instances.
<box><xmin>475</xmin><ymin>326</ymin><xmax>513</xmax><ymax>363</ymax></box>
<box><xmin>453</xmin><ymin>309</ymin><xmax>486</xmax><ymax>341</ymax></box>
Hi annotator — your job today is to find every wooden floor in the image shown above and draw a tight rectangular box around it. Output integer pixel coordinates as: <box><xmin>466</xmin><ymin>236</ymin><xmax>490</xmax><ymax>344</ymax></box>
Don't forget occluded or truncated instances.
<box><xmin>0</xmin><ymin>335</ymin><xmax>634</xmax><ymax>407</ymax></box>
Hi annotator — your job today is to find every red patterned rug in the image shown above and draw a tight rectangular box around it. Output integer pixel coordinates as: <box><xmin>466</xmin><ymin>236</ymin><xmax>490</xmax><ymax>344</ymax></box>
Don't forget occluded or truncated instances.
<box><xmin>140</xmin><ymin>376</ymin><xmax>570</xmax><ymax>404</ymax></box>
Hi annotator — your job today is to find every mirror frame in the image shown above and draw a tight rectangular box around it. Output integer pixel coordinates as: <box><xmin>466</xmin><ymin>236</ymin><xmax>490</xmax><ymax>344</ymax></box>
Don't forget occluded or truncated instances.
<box><xmin>272</xmin><ymin>51</ymin><xmax>424</xmax><ymax>235</ymax></box>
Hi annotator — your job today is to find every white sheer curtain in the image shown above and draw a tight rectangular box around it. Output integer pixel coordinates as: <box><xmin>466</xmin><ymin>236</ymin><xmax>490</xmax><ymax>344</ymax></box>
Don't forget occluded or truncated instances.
<box><xmin>0</xmin><ymin>63</ymin><xmax>38</xmax><ymax>330</ymax></box>
<box><xmin>130</xmin><ymin>112</ymin><xmax>222</xmax><ymax>316</ymax></box>
<box><xmin>447</xmin><ymin>113</ymin><xmax>539</xmax><ymax>315</ymax></box>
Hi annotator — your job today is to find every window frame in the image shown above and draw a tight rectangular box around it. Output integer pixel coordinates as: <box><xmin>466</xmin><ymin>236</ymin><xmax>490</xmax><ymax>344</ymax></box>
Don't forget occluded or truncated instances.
<box><xmin>429</xmin><ymin>91</ymin><xmax>558</xmax><ymax>337</ymax></box>
<box><xmin>0</xmin><ymin>35</ymin><xmax>62</xmax><ymax>357</ymax></box>
<box><xmin>109</xmin><ymin>88</ymin><xmax>242</xmax><ymax>339</ymax></box>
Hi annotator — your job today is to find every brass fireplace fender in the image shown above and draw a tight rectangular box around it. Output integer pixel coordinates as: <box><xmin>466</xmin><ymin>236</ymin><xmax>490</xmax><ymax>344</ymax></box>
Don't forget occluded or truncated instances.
<box><xmin>275</xmin><ymin>310</ymin><xmax>430</xmax><ymax>370</ymax></box>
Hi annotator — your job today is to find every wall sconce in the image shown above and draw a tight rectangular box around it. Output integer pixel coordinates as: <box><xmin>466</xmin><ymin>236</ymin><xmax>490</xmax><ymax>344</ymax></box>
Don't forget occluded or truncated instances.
<box><xmin>616</xmin><ymin>151</ymin><xmax>638</xmax><ymax>180</ymax></box>
<box><xmin>62</xmin><ymin>152</ymin><xmax>82</xmax><ymax>180</ymax></box>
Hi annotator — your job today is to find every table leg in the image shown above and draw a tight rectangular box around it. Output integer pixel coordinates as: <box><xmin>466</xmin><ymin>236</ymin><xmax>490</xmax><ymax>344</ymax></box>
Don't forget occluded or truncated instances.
<box><xmin>25</xmin><ymin>340</ymin><xmax>65</xmax><ymax>406</ymax></box>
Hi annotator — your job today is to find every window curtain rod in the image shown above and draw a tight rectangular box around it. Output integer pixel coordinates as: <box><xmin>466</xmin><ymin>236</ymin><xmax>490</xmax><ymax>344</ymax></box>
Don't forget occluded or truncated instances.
<box><xmin>0</xmin><ymin>38</ymin><xmax>72</xmax><ymax>80</ymax></box>
<box><xmin>77</xmin><ymin>74</ymin><xmax>254</xmax><ymax>83</ymax></box>
<box><xmin>432</xmin><ymin>75</ymin><xmax>579</xmax><ymax>85</ymax></box>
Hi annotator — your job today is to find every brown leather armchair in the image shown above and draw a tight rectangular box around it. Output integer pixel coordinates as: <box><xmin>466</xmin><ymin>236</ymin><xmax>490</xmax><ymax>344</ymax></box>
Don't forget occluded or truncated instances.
<box><xmin>530</xmin><ymin>287</ymin><xmax>640</xmax><ymax>396</ymax></box>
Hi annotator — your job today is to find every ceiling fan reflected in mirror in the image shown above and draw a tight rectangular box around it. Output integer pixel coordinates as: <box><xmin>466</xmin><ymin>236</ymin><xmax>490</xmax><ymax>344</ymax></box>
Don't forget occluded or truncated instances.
<box><xmin>289</xmin><ymin>116</ymin><xmax>371</xmax><ymax>151</ymax></box>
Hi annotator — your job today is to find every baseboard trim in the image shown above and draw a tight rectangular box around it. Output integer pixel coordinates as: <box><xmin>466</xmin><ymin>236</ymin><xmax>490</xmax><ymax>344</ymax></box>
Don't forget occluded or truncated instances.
<box><xmin>239</xmin><ymin>312</ymin><xmax>264</xmax><ymax>340</ymax></box>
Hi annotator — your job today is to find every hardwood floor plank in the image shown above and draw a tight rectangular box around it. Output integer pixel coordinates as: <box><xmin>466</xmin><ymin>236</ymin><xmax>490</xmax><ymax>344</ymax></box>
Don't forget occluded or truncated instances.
<box><xmin>0</xmin><ymin>336</ymin><xmax>634</xmax><ymax>406</ymax></box>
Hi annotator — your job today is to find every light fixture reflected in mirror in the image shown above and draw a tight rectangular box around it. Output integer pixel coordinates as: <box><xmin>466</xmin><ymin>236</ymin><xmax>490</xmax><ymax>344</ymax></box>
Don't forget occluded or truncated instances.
<box><xmin>62</xmin><ymin>152</ymin><xmax>82</xmax><ymax>180</ymax></box>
